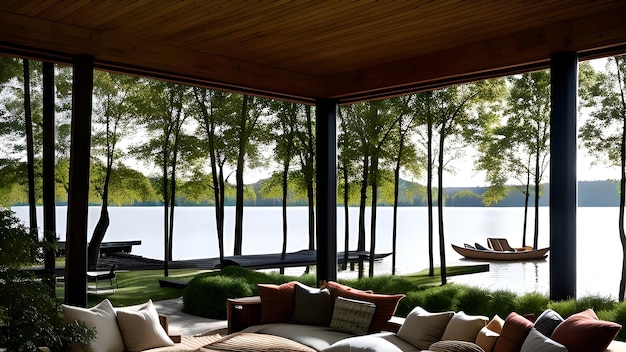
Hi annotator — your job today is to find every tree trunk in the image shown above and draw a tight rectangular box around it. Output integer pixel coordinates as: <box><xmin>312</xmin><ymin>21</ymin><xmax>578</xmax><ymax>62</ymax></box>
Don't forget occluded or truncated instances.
<box><xmin>23</xmin><ymin>59</ymin><xmax>38</xmax><ymax>242</ymax></box>
<box><xmin>369</xmin><ymin>156</ymin><xmax>378</xmax><ymax>277</ymax></box>
<box><xmin>437</xmin><ymin>128</ymin><xmax>447</xmax><ymax>285</ymax></box>
<box><xmin>522</xmin><ymin>180</ymin><xmax>530</xmax><ymax>247</ymax></box>
<box><xmin>616</xmin><ymin>57</ymin><xmax>626</xmax><ymax>301</ymax></box>
<box><xmin>162</xmin><ymin>144</ymin><xmax>170</xmax><ymax>277</ymax></box>
<box><xmin>357</xmin><ymin>154</ymin><xmax>369</xmax><ymax>278</ymax></box>
<box><xmin>343</xmin><ymin>163</ymin><xmax>350</xmax><ymax>270</ymax></box>
<box><xmin>392</xmin><ymin>135</ymin><xmax>404</xmax><ymax>275</ymax></box>
<box><xmin>88</xmin><ymin>204</ymin><xmax>109</xmax><ymax>270</ymax></box>
<box><xmin>234</xmin><ymin>95</ymin><xmax>249</xmax><ymax>255</ymax></box>
<box><xmin>280</xmin><ymin>157</ymin><xmax>289</xmax><ymax>274</ymax></box>
<box><xmin>427</xmin><ymin>116</ymin><xmax>435</xmax><ymax>276</ymax></box>
<box><xmin>533</xmin><ymin>133</ymin><xmax>541</xmax><ymax>249</ymax></box>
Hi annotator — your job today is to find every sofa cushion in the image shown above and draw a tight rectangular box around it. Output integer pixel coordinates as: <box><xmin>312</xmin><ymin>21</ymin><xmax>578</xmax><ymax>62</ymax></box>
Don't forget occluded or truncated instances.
<box><xmin>116</xmin><ymin>300</ymin><xmax>174</xmax><ymax>351</ymax></box>
<box><xmin>429</xmin><ymin>340</ymin><xmax>486</xmax><ymax>352</ymax></box>
<box><xmin>258</xmin><ymin>281</ymin><xmax>297</xmax><ymax>324</ymax></box>
<box><xmin>474</xmin><ymin>326</ymin><xmax>499</xmax><ymax>352</ymax></box>
<box><xmin>323</xmin><ymin>280</ymin><xmax>405</xmax><ymax>332</ymax></box>
<box><xmin>243</xmin><ymin>323</ymin><xmax>354</xmax><ymax>351</ymax></box>
<box><xmin>551</xmin><ymin>308</ymin><xmax>621</xmax><ymax>352</ymax></box>
<box><xmin>290</xmin><ymin>282</ymin><xmax>332</xmax><ymax>326</ymax></box>
<box><xmin>441</xmin><ymin>311</ymin><xmax>489</xmax><ymax>342</ymax></box>
<box><xmin>492</xmin><ymin>312</ymin><xmax>533</xmax><ymax>352</ymax></box>
<box><xmin>62</xmin><ymin>299</ymin><xmax>125</xmax><ymax>352</ymax></box>
<box><xmin>330</xmin><ymin>296</ymin><xmax>377</xmax><ymax>335</ymax></box>
<box><xmin>202</xmin><ymin>332</ymin><xmax>316</xmax><ymax>352</ymax></box>
<box><xmin>322</xmin><ymin>332</ymin><xmax>420</xmax><ymax>352</ymax></box>
<box><xmin>533</xmin><ymin>309</ymin><xmax>564</xmax><ymax>337</ymax></box>
<box><xmin>397</xmin><ymin>306</ymin><xmax>455</xmax><ymax>350</ymax></box>
<box><xmin>520</xmin><ymin>328</ymin><xmax>567</xmax><ymax>352</ymax></box>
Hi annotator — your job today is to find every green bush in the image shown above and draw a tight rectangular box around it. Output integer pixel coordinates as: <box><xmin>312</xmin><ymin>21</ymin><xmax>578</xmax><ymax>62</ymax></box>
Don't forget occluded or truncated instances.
<box><xmin>515</xmin><ymin>292</ymin><xmax>550</xmax><ymax>317</ymax></box>
<box><xmin>548</xmin><ymin>299</ymin><xmax>579</xmax><ymax>318</ymax></box>
<box><xmin>457</xmin><ymin>286</ymin><xmax>492</xmax><ymax>315</ymax></box>
<box><xmin>487</xmin><ymin>289</ymin><xmax>517</xmax><ymax>318</ymax></box>
<box><xmin>182</xmin><ymin>274</ymin><xmax>253</xmax><ymax>319</ymax></box>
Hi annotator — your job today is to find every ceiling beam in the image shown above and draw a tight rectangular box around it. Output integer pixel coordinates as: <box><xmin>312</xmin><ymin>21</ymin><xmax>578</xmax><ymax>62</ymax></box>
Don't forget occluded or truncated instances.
<box><xmin>325</xmin><ymin>6</ymin><xmax>626</xmax><ymax>104</ymax></box>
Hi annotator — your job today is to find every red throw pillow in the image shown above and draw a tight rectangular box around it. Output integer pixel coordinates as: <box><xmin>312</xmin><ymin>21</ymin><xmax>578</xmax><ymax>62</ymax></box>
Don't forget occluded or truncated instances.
<box><xmin>493</xmin><ymin>312</ymin><xmax>534</xmax><ymax>352</ymax></box>
<box><xmin>322</xmin><ymin>281</ymin><xmax>404</xmax><ymax>333</ymax></box>
<box><xmin>257</xmin><ymin>281</ymin><xmax>297</xmax><ymax>324</ymax></box>
<box><xmin>551</xmin><ymin>309</ymin><xmax>621</xmax><ymax>352</ymax></box>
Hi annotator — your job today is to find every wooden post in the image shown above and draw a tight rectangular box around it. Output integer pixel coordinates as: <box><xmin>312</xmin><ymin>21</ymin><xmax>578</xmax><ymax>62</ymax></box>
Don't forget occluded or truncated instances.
<box><xmin>65</xmin><ymin>55</ymin><xmax>94</xmax><ymax>307</ymax></box>
<box><xmin>550</xmin><ymin>52</ymin><xmax>578</xmax><ymax>301</ymax></box>
<box><xmin>42</xmin><ymin>61</ymin><xmax>56</xmax><ymax>285</ymax></box>
<box><xmin>315</xmin><ymin>98</ymin><xmax>338</xmax><ymax>284</ymax></box>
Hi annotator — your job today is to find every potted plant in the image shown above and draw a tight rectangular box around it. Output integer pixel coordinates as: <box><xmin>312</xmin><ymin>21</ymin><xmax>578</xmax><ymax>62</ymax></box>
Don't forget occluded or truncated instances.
<box><xmin>0</xmin><ymin>208</ymin><xmax>95</xmax><ymax>351</ymax></box>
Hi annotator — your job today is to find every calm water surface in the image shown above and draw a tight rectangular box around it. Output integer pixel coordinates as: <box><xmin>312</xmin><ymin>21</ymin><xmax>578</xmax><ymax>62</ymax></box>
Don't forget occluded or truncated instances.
<box><xmin>11</xmin><ymin>206</ymin><xmax>624</xmax><ymax>299</ymax></box>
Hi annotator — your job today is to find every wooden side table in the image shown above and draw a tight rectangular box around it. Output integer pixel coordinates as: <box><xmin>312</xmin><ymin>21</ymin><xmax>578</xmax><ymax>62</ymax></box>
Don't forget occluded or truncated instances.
<box><xmin>227</xmin><ymin>296</ymin><xmax>262</xmax><ymax>334</ymax></box>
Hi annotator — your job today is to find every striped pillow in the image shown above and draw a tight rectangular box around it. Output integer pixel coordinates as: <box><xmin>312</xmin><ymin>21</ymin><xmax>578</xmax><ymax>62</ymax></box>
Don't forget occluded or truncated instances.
<box><xmin>429</xmin><ymin>340</ymin><xmax>486</xmax><ymax>352</ymax></box>
<box><xmin>329</xmin><ymin>297</ymin><xmax>376</xmax><ymax>335</ymax></box>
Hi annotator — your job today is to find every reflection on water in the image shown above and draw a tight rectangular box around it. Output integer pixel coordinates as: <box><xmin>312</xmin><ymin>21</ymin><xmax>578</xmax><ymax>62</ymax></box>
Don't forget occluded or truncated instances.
<box><xmin>449</xmin><ymin>259</ymin><xmax>548</xmax><ymax>294</ymax></box>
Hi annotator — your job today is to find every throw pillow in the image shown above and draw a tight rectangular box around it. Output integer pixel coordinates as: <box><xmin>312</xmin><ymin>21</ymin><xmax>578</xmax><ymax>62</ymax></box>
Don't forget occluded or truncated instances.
<box><xmin>492</xmin><ymin>312</ymin><xmax>533</xmax><ymax>352</ymax></box>
<box><xmin>329</xmin><ymin>296</ymin><xmax>377</xmax><ymax>335</ymax></box>
<box><xmin>323</xmin><ymin>334</ymin><xmax>411</xmax><ymax>352</ymax></box>
<box><xmin>534</xmin><ymin>309</ymin><xmax>564</xmax><ymax>337</ymax></box>
<box><xmin>116</xmin><ymin>300</ymin><xmax>174</xmax><ymax>351</ymax></box>
<box><xmin>551</xmin><ymin>308</ymin><xmax>621</xmax><ymax>352</ymax></box>
<box><xmin>429</xmin><ymin>340</ymin><xmax>486</xmax><ymax>352</ymax></box>
<box><xmin>396</xmin><ymin>306</ymin><xmax>455</xmax><ymax>350</ymax></box>
<box><xmin>290</xmin><ymin>282</ymin><xmax>332</xmax><ymax>326</ymax></box>
<box><xmin>258</xmin><ymin>281</ymin><xmax>298</xmax><ymax>324</ymax></box>
<box><xmin>323</xmin><ymin>280</ymin><xmax>405</xmax><ymax>332</ymax></box>
<box><xmin>62</xmin><ymin>299</ymin><xmax>125</xmax><ymax>352</ymax></box>
<box><xmin>441</xmin><ymin>311</ymin><xmax>489</xmax><ymax>342</ymax></box>
<box><xmin>486</xmin><ymin>315</ymin><xmax>505</xmax><ymax>334</ymax></box>
<box><xmin>475</xmin><ymin>326</ymin><xmax>500</xmax><ymax>352</ymax></box>
<box><xmin>520</xmin><ymin>328</ymin><xmax>567</xmax><ymax>352</ymax></box>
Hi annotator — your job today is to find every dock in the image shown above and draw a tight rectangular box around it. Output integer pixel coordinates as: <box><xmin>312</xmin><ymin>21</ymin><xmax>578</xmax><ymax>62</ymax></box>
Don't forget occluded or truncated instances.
<box><xmin>57</xmin><ymin>240</ymin><xmax>142</xmax><ymax>257</ymax></box>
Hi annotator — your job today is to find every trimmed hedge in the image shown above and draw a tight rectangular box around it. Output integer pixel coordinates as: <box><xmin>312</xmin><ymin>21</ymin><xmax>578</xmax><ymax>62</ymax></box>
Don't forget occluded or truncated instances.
<box><xmin>182</xmin><ymin>275</ymin><xmax>252</xmax><ymax>319</ymax></box>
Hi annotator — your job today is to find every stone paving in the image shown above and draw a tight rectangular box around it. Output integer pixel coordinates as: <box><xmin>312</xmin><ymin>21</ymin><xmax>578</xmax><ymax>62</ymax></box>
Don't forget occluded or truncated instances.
<box><xmin>152</xmin><ymin>297</ymin><xmax>228</xmax><ymax>336</ymax></box>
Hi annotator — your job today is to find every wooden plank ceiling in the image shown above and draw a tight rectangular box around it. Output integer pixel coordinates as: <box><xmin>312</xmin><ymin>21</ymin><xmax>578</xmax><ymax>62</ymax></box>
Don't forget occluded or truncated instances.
<box><xmin>0</xmin><ymin>0</ymin><xmax>625</xmax><ymax>104</ymax></box>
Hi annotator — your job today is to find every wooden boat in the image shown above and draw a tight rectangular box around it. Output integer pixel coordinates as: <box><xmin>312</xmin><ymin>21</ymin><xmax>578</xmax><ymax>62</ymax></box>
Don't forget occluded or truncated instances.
<box><xmin>451</xmin><ymin>243</ymin><xmax>549</xmax><ymax>261</ymax></box>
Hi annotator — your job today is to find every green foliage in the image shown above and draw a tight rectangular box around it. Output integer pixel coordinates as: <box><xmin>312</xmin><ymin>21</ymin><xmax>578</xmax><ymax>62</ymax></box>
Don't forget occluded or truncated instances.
<box><xmin>182</xmin><ymin>275</ymin><xmax>253</xmax><ymax>319</ymax></box>
<box><xmin>456</xmin><ymin>286</ymin><xmax>493</xmax><ymax>315</ymax></box>
<box><xmin>488</xmin><ymin>289</ymin><xmax>518</xmax><ymax>318</ymax></box>
<box><xmin>515</xmin><ymin>291</ymin><xmax>550</xmax><ymax>317</ymax></box>
<box><xmin>0</xmin><ymin>208</ymin><xmax>95</xmax><ymax>351</ymax></box>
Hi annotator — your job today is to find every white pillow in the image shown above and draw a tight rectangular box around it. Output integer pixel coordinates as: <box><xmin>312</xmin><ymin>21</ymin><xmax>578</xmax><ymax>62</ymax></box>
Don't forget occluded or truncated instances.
<box><xmin>441</xmin><ymin>311</ymin><xmax>489</xmax><ymax>341</ymax></box>
<box><xmin>116</xmin><ymin>300</ymin><xmax>174</xmax><ymax>352</ymax></box>
<box><xmin>62</xmin><ymin>299</ymin><xmax>125</xmax><ymax>352</ymax></box>
<box><xmin>520</xmin><ymin>328</ymin><xmax>568</xmax><ymax>352</ymax></box>
<box><xmin>397</xmin><ymin>306</ymin><xmax>454</xmax><ymax>350</ymax></box>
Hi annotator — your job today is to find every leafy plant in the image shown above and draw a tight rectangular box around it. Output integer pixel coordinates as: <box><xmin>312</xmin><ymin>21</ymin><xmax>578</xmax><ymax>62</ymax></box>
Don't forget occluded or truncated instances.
<box><xmin>183</xmin><ymin>274</ymin><xmax>253</xmax><ymax>319</ymax></box>
<box><xmin>0</xmin><ymin>208</ymin><xmax>95</xmax><ymax>351</ymax></box>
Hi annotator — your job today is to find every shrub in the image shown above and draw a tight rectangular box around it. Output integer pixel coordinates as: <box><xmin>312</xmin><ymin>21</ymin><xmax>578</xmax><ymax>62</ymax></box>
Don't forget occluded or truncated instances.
<box><xmin>457</xmin><ymin>285</ymin><xmax>492</xmax><ymax>315</ymax></box>
<box><xmin>575</xmin><ymin>295</ymin><xmax>617</xmax><ymax>313</ymax></box>
<box><xmin>515</xmin><ymin>292</ymin><xmax>550</xmax><ymax>317</ymax></box>
<box><xmin>487</xmin><ymin>289</ymin><xmax>517</xmax><ymax>318</ymax></box>
<box><xmin>548</xmin><ymin>298</ymin><xmax>579</xmax><ymax>318</ymax></box>
<box><xmin>339</xmin><ymin>275</ymin><xmax>420</xmax><ymax>294</ymax></box>
<box><xmin>183</xmin><ymin>274</ymin><xmax>253</xmax><ymax>319</ymax></box>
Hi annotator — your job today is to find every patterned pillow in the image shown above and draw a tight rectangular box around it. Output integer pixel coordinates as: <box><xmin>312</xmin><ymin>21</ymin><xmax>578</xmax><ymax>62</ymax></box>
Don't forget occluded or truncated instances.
<box><xmin>323</xmin><ymin>280</ymin><xmax>404</xmax><ymax>332</ymax></box>
<box><xmin>329</xmin><ymin>297</ymin><xmax>376</xmax><ymax>335</ymax></box>
<box><xmin>429</xmin><ymin>340</ymin><xmax>486</xmax><ymax>352</ymax></box>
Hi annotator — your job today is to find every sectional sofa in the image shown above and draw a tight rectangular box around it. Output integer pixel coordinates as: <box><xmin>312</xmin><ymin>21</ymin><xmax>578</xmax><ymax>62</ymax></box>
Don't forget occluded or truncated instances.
<box><xmin>62</xmin><ymin>280</ymin><xmax>626</xmax><ymax>352</ymax></box>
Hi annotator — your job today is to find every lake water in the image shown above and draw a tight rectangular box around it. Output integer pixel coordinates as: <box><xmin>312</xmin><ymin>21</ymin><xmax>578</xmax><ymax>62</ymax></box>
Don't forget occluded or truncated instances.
<box><xmin>10</xmin><ymin>205</ymin><xmax>625</xmax><ymax>299</ymax></box>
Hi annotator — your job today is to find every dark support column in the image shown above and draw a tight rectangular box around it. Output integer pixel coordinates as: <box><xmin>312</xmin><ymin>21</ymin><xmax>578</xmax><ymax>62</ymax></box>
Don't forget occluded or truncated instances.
<box><xmin>65</xmin><ymin>55</ymin><xmax>94</xmax><ymax>307</ymax></box>
<box><xmin>550</xmin><ymin>52</ymin><xmax>578</xmax><ymax>301</ymax></box>
<box><xmin>42</xmin><ymin>62</ymin><xmax>56</xmax><ymax>279</ymax></box>
<box><xmin>315</xmin><ymin>98</ymin><xmax>338</xmax><ymax>284</ymax></box>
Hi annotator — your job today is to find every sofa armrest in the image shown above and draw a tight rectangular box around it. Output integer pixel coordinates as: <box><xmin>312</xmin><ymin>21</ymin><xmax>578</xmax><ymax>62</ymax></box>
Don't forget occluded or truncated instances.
<box><xmin>378</xmin><ymin>316</ymin><xmax>406</xmax><ymax>333</ymax></box>
<box><xmin>158</xmin><ymin>314</ymin><xmax>182</xmax><ymax>343</ymax></box>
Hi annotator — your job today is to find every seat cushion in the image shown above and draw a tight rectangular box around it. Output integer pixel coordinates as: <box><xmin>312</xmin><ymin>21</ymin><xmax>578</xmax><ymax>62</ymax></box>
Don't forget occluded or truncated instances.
<box><xmin>243</xmin><ymin>323</ymin><xmax>354</xmax><ymax>351</ymax></box>
<box><xmin>323</xmin><ymin>332</ymin><xmax>420</xmax><ymax>352</ymax></box>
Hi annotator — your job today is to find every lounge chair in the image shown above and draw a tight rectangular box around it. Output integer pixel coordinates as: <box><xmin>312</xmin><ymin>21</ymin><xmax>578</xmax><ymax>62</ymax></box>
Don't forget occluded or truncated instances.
<box><xmin>87</xmin><ymin>264</ymin><xmax>118</xmax><ymax>292</ymax></box>
<box><xmin>487</xmin><ymin>238</ymin><xmax>530</xmax><ymax>252</ymax></box>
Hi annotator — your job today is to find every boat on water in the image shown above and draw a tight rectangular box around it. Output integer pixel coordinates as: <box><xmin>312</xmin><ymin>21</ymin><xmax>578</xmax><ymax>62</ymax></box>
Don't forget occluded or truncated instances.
<box><xmin>451</xmin><ymin>238</ymin><xmax>549</xmax><ymax>261</ymax></box>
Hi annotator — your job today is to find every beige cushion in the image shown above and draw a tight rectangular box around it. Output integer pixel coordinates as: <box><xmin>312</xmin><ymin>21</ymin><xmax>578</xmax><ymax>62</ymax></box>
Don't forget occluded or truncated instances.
<box><xmin>397</xmin><ymin>306</ymin><xmax>454</xmax><ymax>350</ymax></box>
<box><xmin>330</xmin><ymin>296</ymin><xmax>377</xmax><ymax>335</ymax></box>
<box><xmin>441</xmin><ymin>311</ymin><xmax>489</xmax><ymax>342</ymax></box>
<box><xmin>474</xmin><ymin>326</ymin><xmax>500</xmax><ymax>352</ymax></box>
<box><xmin>116</xmin><ymin>300</ymin><xmax>174</xmax><ymax>352</ymax></box>
<box><xmin>62</xmin><ymin>299</ymin><xmax>125</xmax><ymax>352</ymax></box>
<box><xmin>485</xmin><ymin>315</ymin><xmax>504</xmax><ymax>334</ymax></box>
